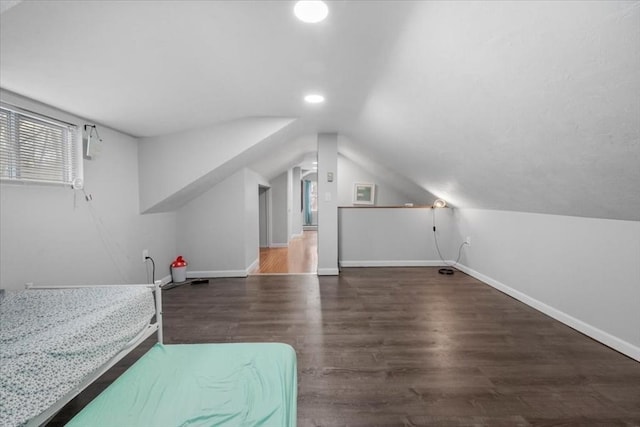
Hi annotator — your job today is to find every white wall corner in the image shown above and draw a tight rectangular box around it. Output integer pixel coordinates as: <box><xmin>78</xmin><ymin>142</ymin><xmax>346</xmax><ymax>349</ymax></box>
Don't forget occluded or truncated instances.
<box><xmin>270</xmin><ymin>243</ymin><xmax>289</xmax><ymax>248</ymax></box>
<box><xmin>246</xmin><ymin>258</ymin><xmax>259</xmax><ymax>275</ymax></box>
<box><xmin>317</xmin><ymin>133</ymin><xmax>339</xmax><ymax>273</ymax></box>
<box><xmin>455</xmin><ymin>263</ymin><xmax>640</xmax><ymax>362</ymax></box>
<box><xmin>317</xmin><ymin>268</ymin><xmax>340</xmax><ymax>276</ymax></box>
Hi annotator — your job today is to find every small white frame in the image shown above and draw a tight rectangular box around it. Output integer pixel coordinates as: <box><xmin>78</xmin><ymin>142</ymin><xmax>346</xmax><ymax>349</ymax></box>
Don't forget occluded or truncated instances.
<box><xmin>353</xmin><ymin>182</ymin><xmax>375</xmax><ymax>205</ymax></box>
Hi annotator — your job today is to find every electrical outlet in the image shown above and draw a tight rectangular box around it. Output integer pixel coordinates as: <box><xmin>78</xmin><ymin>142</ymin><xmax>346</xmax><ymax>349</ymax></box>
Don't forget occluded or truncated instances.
<box><xmin>465</xmin><ymin>237</ymin><xmax>471</xmax><ymax>246</ymax></box>
<box><xmin>142</xmin><ymin>249</ymin><xmax>149</xmax><ymax>262</ymax></box>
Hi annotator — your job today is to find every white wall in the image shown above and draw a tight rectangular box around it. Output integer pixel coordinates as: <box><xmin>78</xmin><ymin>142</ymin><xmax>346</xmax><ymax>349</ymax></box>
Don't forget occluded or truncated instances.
<box><xmin>258</xmin><ymin>186</ymin><xmax>269</xmax><ymax>247</ymax></box>
<box><xmin>0</xmin><ymin>91</ymin><xmax>177</xmax><ymax>289</ymax></box>
<box><xmin>337</xmin><ymin>155</ymin><xmax>421</xmax><ymax>206</ymax></box>
<box><xmin>176</xmin><ymin>169</ymin><xmax>246</xmax><ymax>275</ymax></box>
<box><xmin>244</xmin><ymin>169</ymin><xmax>265</xmax><ymax>269</ymax></box>
<box><xmin>339</xmin><ymin>207</ymin><xmax>455</xmax><ymax>266</ymax></box>
<box><xmin>317</xmin><ymin>133</ymin><xmax>339</xmax><ymax>275</ymax></box>
<box><xmin>138</xmin><ymin>117</ymin><xmax>295</xmax><ymax>213</ymax></box>
<box><xmin>291</xmin><ymin>167</ymin><xmax>303</xmax><ymax>236</ymax></box>
<box><xmin>175</xmin><ymin>167</ymin><xmax>267</xmax><ymax>277</ymax></box>
<box><xmin>287</xmin><ymin>168</ymin><xmax>293</xmax><ymax>241</ymax></box>
<box><xmin>269</xmin><ymin>171</ymin><xmax>289</xmax><ymax>246</ymax></box>
<box><xmin>453</xmin><ymin>208</ymin><xmax>640</xmax><ymax>361</ymax></box>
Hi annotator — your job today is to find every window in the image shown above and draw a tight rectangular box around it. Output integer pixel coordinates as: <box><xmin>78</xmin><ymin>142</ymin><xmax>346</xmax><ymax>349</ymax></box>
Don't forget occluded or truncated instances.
<box><xmin>0</xmin><ymin>103</ymin><xmax>81</xmax><ymax>186</ymax></box>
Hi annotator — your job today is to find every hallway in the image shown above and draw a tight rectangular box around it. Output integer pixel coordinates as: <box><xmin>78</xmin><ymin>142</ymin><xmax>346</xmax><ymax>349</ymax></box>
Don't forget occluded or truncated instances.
<box><xmin>250</xmin><ymin>230</ymin><xmax>317</xmax><ymax>274</ymax></box>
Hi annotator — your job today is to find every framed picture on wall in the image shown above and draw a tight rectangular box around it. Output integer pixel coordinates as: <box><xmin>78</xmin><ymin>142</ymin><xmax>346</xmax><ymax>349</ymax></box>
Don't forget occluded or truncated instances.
<box><xmin>353</xmin><ymin>183</ymin><xmax>375</xmax><ymax>205</ymax></box>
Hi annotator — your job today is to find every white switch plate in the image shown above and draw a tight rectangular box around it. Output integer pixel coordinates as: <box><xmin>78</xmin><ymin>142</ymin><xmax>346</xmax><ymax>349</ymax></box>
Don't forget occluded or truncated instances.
<box><xmin>142</xmin><ymin>249</ymin><xmax>149</xmax><ymax>262</ymax></box>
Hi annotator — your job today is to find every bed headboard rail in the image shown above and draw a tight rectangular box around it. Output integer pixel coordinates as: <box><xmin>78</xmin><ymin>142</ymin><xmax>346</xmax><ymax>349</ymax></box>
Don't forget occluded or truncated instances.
<box><xmin>154</xmin><ymin>280</ymin><xmax>163</xmax><ymax>344</ymax></box>
<box><xmin>24</xmin><ymin>281</ymin><xmax>164</xmax><ymax>344</ymax></box>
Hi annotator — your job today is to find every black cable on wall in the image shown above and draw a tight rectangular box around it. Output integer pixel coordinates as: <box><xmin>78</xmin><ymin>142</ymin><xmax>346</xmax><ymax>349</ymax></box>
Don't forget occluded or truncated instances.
<box><xmin>432</xmin><ymin>207</ymin><xmax>467</xmax><ymax>275</ymax></box>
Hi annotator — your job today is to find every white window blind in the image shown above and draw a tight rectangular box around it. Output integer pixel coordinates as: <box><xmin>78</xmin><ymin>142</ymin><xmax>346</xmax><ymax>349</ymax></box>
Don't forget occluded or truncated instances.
<box><xmin>0</xmin><ymin>103</ymin><xmax>81</xmax><ymax>186</ymax></box>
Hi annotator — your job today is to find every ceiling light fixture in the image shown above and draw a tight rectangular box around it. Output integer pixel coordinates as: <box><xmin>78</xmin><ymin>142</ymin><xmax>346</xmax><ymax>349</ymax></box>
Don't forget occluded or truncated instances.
<box><xmin>304</xmin><ymin>94</ymin><xmax>325</xmax><ymax>104</ymax></box>
<box><xmin>294</xmin><ymin>1</ymin><xmax>329</xmax><ymax>23</ymax></box>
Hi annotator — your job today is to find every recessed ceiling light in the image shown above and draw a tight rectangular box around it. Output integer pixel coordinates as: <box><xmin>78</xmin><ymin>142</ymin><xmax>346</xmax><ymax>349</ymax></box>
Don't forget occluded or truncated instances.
<box><xmin>304</xmin><ymin>94</ymin><xmax>325</xmax><ymax>104</ymax></box>
<box><xmin>294</xmin><ymin>1</ymin><xmax>329</xmax><ymax>23</ymax></box>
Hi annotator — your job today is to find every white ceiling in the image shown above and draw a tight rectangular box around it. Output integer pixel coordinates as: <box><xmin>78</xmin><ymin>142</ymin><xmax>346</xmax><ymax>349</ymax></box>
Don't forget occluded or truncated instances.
<box><xmin>0</xmin><ymin>0</ymin><xmax>412</xmax><ymax>137</ymax></box>
<box><xmin>1</xmin><ymin>1</ymin><xmax>639</xmax><ymax>220</ymax></box>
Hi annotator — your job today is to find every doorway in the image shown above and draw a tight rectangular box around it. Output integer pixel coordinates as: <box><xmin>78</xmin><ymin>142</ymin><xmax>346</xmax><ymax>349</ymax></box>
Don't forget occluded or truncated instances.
<box><xmin>258</xmin><ymin>185</ymin><xmax>269</xmax><ymax>248</ymax></box>
<box><xmin>302</xmin><ymin>172</ymin><xmax>318</xmax><ymax>229</ymax></box>
<box><xmin>250</xmin><ymin>230</ymin><xmax>317</xmax><ymax>274</ymax></box>
<box><xmin>251</xmin><ymin>169</ymin><xmax>318</xmax><ymax>275</ymax></box>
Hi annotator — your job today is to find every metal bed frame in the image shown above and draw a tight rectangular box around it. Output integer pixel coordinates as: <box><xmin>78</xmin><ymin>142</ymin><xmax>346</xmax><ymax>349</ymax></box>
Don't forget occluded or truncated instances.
<box><xmin>22</xmin><ymin>280</ymin><xmax>164</xmax><ymax>427</ymax></box>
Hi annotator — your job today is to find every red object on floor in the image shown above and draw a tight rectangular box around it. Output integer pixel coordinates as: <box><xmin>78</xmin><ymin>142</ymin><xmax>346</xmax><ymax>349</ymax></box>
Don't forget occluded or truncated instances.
<box><xmin>171</xmin><ymin>256</ymin><xmax>187</xmax><ymax>268</ymax></box>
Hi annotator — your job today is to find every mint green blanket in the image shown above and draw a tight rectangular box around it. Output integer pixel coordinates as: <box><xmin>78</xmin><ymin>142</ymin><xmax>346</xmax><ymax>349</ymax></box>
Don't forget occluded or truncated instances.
<box><xmin>66</xmin><ymin>343</ymin><xmax>297</xmax><ymax>427</ymax></box>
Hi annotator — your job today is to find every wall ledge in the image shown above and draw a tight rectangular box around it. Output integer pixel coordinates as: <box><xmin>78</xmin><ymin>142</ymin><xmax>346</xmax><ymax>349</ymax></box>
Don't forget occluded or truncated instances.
<box><xmin>339</xmin><ymin>205</ymin><xmax>440</xmax><ymax>209</ymax></box>
<box><xmin>455</xmin><ymin>263</ymin><xmax>640</xmax><ymax>362</ymax></box>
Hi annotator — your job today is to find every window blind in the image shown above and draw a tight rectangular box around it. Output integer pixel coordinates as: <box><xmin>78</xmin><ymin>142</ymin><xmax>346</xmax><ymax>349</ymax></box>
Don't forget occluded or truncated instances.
<box><xmin>0</xmin><ymin>103</ymin><xmax>81</xmax><ymax>186</ymax></box>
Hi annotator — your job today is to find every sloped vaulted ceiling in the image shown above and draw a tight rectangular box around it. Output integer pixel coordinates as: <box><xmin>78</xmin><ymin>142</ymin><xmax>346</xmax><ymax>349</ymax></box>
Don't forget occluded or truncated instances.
<box><xmin>1</xmin><ymin>1</ymin><xmax>638</xmax><ymax>220</ymax></box>
<box><xmin>351</xmin><ymin>1</ymin><xmax>640</xmax><ymax>221</ymax></box>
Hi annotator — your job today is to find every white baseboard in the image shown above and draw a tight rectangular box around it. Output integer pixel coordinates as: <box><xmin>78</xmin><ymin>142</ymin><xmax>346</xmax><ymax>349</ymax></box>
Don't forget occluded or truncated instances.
<box><xmin>339</xmin><ymin>260</ymin><xmax>452</xmax><ymax>268</ymax></box>
<box><xmin>317</xmin><ymin>267</ymin><xmax>340</xmax><ymax>276</ymax></box>
<box><xmin>159</xmin><ymin>275</ymin><xmax>172</xmax><ymax>286</ymax></box>
<box><xmin>246</xmin><ymin>258</ymin><xmax>259</xmax><ymax>274</ymax></box>
<box><xmin>187</xmin><ymin>270</ymin><xmax>248</xmax><ymax>279</ymax></box>
<box><xmin>455</xmin><ymin>263</ymin><xmax>640</xmax><ymax>362</ymax></box>
<box><xmin>269</xmin><ymin>243</ymin><xmax>288</xmax><ymax>248</ymax></box>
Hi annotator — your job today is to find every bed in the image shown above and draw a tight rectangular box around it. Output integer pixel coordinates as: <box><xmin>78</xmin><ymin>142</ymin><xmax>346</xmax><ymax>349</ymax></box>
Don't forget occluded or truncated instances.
<box><xmin>0</xmin><ymin>283</ymin><xmax>162</xmax><ymax>427</ymax></box>
<box><xmin>0</xmin><ymin>282</ymin><xmax>298</xmax><ymax>427</ymax></box>
<box><xmin>66</xmin><ymin>342</ymin><xmax>297</xmax><ymax>427</ymax></box>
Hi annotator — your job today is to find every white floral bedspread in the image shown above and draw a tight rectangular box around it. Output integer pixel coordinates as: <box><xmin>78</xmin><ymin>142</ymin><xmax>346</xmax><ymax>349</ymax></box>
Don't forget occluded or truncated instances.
<box><xmin>0</xmin><ymin>286</ymin><xmax>155</xmax><ymax>427</ymax></box>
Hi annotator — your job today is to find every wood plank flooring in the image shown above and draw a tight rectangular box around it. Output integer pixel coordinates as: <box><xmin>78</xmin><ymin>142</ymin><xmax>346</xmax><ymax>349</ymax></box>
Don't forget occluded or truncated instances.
<box><xmin>251</xmin><ymin>230</ymin><xmax>317</xmax><ymax>274</ymax></box>
<box><xmin>49</xmin><ymin>267</ymin><xmax>640</xmax><ymax>426</ymax></box>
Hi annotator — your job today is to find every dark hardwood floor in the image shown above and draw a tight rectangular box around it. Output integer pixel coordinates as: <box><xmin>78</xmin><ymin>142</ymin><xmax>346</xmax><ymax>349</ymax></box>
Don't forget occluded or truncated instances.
<box><xmin>50</xmin><ymin>267</ymin><xmax>640</xmax><ymax>426</ymax></box>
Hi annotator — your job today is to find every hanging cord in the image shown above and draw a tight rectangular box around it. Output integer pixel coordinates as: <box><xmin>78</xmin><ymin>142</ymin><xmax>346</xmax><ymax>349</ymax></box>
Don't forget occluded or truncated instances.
<box><xmin>75</xmin><ymin>187</ymin><xmax>129</xmax><ymax>283</ymax></box>
<box><xmin>85</xmin><ymin>124</ymin><xmax>103</xmax><ymax>143</ymax></box>
<box><xmin>145</xmin><ymin>256</ymin><xmax>155</xmax><ymax>284</ymax></box>
<box><xmin>432</xmin><ymin>207</ymin><xmax>468</xmax><ymax>274</ymax></box>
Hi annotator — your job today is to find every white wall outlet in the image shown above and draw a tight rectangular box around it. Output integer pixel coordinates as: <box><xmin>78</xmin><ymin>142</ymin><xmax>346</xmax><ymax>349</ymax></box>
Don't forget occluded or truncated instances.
<box><xmin>142</xmin><ymin>249</ymin><xmax>149</xmax><ymax>262</ymax></box>
<box><xmin>465</xmin><ymin>237</ymin><xmax>471</xmax><ymax>246</ymax></box>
